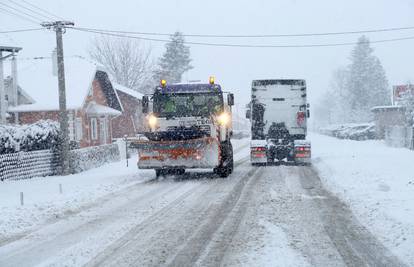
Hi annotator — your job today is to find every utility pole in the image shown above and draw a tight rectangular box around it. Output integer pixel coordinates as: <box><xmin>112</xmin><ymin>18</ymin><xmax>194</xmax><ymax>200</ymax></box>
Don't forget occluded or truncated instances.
<box><xmin>41</xmin><ymin>21</ymin><xmax>74</xmax><ymax>175</ymax></box>
<box><xmin>0</xmin><ymin>46</ymin><xmax>22</xmax><ymax>124</ymax></box>
<box><xmin>11</xmin><ymin>53</ymin><xmax>18</xmax><ymax>123</ymax></box>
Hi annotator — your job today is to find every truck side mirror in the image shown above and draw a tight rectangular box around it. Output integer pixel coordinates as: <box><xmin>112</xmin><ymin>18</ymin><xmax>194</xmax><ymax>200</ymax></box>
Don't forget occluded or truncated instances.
<box><xmin>307</xmin><ymin>109</ymin><xmax>310</xmax><ymax>118</ymax></box>
<box><xmin>246</xmin><ymin>110</ymin><xmax>251</xmax><ymax>119</ymax></box>
<box><xmin>227</xmin><ymin>93</ymin><xmax>234</xmax><ymax>106</ymax></box>
<box><xmin>142</xmin><ymin>96</ymin><xmax>149</xmax><ymax>114</ymax></box>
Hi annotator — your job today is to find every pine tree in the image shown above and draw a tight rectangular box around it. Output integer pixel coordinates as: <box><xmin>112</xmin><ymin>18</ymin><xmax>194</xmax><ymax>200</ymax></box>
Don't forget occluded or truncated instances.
<box><xmin>346</xmin><ymin>36</ymin><xmax>389</xmax><ymax>122</ymax></box>
<box><xmin>154</xmin><ymin>32</ymin><xmax>193</xmax><ymax>83</ymax></box>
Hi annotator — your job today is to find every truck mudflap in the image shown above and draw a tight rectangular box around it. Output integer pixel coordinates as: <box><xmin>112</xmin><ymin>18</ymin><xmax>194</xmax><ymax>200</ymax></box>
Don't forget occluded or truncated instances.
<box><xmin>294</xmin><ymin>140</ymin><xmax>311</xmax><ymax>164</ymax></box>
<box><xmin>134</xmin><ymin>137</ymin><xmax>220</xmax><ymax>169</ymax></box>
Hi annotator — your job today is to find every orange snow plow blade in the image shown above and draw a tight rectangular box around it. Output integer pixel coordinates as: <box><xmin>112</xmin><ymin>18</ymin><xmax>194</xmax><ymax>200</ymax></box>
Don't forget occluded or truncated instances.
<box><xmin>133</xmin><ymin>137</ymin><xmax>220</xmax><ymax>169</ymax></box>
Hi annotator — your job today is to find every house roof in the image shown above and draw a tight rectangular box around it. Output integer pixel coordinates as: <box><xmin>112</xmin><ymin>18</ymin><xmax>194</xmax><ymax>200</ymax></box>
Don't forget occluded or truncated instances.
<box><xmin>86</xmin><ymin>102</ymin><xmax>122</xmax><ymax>116</ymax></box>
<box><xmin>8</xmin><ymin>57</ymin><xmax>103</xmax><ymax>112</ymax></box>
<box><xmin>113</xmin><ymin>83</ymin><xmax>144</xmax><ymax>100</ymax></box>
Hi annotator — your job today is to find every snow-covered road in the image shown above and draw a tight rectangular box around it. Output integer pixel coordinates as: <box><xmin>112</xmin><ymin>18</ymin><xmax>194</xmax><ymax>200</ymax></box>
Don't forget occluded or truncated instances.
<box><xmin>0</xmin><ymin>137</ymin><xmax>410</xmax><ymax>266</ymax></box>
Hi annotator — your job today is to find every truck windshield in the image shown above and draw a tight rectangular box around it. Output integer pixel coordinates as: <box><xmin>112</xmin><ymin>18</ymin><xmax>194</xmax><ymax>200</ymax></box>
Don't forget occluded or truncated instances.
<box><xmin>153</xmin><ymin>93</ymin><xmax>223</xmax><ymax>118</ymax></box>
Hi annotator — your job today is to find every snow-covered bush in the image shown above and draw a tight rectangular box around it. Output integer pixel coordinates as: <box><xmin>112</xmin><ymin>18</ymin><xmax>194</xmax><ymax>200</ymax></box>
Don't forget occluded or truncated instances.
<box><xmin>0</xmin><ymin>120</ymin><xmax>61</xmax><ymax>154</ymax></box>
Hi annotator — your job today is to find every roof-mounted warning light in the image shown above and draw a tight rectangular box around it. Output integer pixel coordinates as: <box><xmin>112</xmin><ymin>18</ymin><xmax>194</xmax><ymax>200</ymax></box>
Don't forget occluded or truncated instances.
<box><xmin>209</xmin><ymin>76</ymin><xmax>215</xmax><ymax>85</ymax></box>
<box><xmin>160</xmin><ymin>79</ymin><xmax>167</xmax><ymax>87</ymax></box>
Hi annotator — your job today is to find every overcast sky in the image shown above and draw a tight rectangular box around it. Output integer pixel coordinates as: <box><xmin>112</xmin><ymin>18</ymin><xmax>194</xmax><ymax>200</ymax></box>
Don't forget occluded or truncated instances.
<box><xmin>1</xmin><ymin>0</ymin><xmax>414</xmax><ymax>107</ymax></box>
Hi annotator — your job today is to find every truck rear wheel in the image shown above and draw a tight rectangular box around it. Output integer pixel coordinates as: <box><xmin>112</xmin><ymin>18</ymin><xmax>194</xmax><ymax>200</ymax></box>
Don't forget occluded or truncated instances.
<box><xmin>215</xmin><ymin>141</ymin><xmax>233</xmax><ymax>178</ymax></box>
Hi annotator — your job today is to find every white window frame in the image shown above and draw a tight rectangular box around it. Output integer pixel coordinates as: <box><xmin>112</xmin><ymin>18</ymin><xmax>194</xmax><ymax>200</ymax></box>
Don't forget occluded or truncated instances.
<box><xmin>99</xmin><ymin>117</ymin><xmax>108</xmax><ymax>144</ymax></box>
<box><xmin>90</xmin><ymin>117</ymin><xmax>98</xmax><ymax>140</ymax></box>
<box><xmin>75</xmin><ymin>117</ymin><xmax>83</xmax><ymax>141</ymax></box>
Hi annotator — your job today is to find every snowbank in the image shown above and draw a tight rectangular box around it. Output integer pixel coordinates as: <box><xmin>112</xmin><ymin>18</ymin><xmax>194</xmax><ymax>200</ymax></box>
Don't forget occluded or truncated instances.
<box><xmin>310</xmin><ymin>133</ymin><xmax>414</xmax><ymax>265</ymax></box>
<box><xmin>0</xmin><ymin>161</ymin><xmax>152</xmax><ymax>241</ymax></box>
<box><xmin>0</xmin><ymin>138</ymin><xmax>250</xmax><ymax>242</ymax></box>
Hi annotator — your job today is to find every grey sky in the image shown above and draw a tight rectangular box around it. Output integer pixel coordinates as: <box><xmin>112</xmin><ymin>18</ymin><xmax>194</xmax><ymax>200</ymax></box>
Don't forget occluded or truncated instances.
<box><xmin>1</xmin><ymin>0</ymin><xmax>414</xmax><ymax>107</ymax></box>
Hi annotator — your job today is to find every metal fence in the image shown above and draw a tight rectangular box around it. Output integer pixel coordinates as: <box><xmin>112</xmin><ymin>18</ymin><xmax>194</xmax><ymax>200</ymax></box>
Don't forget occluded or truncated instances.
<box><xmin>69</xmin><ymin>143</ymin><xmax>120</xmax><ymax>174</ymax></box>
<box><xmin>0</xmin><ymin>144</ymin><xmax>121</xmax><ymax>181</ymax></box>
<box><xmin>0</xmin><ymin>150</ymin><xmax>60</xmax><ymax>181</ymax></box>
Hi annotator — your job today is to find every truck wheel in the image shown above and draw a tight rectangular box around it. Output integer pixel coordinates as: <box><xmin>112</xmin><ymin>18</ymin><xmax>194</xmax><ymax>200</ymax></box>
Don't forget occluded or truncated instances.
<box><xmin>216</xmin><ymin>141</ymin><xmax>232</xmax><ymax>178</ymax></box>
<box><xmin>228</xmin><ymin>142</ymin><xmax>234</xmax><ymax>174</ymax></box>
<box><xmin>155</xmin><ymin>169</ymin><xmax>163</xmax><ymax>178</ymax></box>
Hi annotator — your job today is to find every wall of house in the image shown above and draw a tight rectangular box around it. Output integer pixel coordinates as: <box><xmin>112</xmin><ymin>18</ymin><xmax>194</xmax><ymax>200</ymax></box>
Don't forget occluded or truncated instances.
<box><xmin>111</xmin><ymin>90</ymin><xmax>143</xmax><ymax>138</ymax></box>
<box><xmin>19</xmin><ymin>110</ymin><xmax>60</xmax><ymax>124</ymax></box>
<box><xmin>78</xmin><ymin>79</ymin><xmax>113</xmax><ymax>148</ymax></box>
<box><xmin>16</xmin><ymin>78</ymin><xmax>115</xmax><ymax>149</ymax></box>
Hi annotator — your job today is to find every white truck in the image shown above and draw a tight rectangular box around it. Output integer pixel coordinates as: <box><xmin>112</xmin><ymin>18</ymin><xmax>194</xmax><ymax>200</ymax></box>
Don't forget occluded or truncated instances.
<box><xmin>246</xmin><ymin>79</ymin><xmax>311</xmax><ymax>165</ymax></box>
<box><xmin>132</xmin><ymin>77</ymin><xmax>235</xmax><ymax>177</ymax></box>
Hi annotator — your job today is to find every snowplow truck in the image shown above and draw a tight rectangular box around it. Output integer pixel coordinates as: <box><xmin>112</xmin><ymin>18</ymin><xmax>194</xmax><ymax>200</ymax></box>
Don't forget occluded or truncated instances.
<box><xmin>134</xmin><ymin>78</ymin><xmax>235</xmax><ymax>178</ymax></box>
<box><xmin>246</xmin><ymin>79</ymin><xmax>311</xmax><ymax>165</ymax></box>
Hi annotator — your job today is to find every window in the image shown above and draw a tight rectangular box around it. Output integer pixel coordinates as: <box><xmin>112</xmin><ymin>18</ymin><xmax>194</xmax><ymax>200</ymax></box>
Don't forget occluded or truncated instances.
<box><xmin>75</xmin><ymin>118</ymin><xmax>83</xmax><ymax>141</ymax></box>
<box><xmin>90</xmin><ymin>118</ymin><xmax>98</xmax><ymax>140</ymax></box>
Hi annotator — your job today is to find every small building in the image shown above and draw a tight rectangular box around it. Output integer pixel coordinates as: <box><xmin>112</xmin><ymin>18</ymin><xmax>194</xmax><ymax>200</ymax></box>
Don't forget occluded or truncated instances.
<box><xmin>7</xmin><ymin>56</ymin><xmax>123</xmax><ymax>148</ymax></box>
<box><xmin>111</xmin><ymin>83</ymin><xmax>144</xmax><ymax>138</ymax></box>
<box><xmin>371</xmin><ymin>105</ymin><xmax>407</xmax><ymax>139</ymax></box>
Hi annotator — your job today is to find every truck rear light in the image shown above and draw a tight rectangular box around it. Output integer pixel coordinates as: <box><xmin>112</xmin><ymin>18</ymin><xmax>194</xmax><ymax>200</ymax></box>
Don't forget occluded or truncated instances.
<box><xmin>252</xmin><ymin>153</ymin><xmax>266</xmax><ymax>158</ymax></box>
<box><xmin>252</xmin><ymin>147</ymin><xmax>266</xmax><ymax>152</ymax></box>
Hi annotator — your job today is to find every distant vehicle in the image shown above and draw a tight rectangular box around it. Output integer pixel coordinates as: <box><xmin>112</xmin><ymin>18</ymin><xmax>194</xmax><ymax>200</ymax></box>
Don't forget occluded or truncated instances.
<box><xmin>246</xmin><ymin>79</ymin><xmax>311</xmax><ymax>165</ymax></box>
<box><xmin>131</xmin><ymin>77</ymin><xmax>235</xmax><ymax>177</ymax></box>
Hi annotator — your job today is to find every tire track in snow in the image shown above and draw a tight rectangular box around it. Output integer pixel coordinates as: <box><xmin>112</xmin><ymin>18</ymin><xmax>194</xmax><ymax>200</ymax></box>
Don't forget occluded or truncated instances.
<box><xmin>299</xmin><ymin>167</ymin><xmax>408</xmax><ymax>267</ymax></box>
<box><xmin>85</xmin><ymin>156</ymin><xmax>251</xmax><ymax>266</ymax></box>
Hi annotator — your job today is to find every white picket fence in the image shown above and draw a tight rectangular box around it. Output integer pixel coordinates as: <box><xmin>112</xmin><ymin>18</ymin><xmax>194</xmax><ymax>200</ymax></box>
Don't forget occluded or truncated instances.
<box><xmin>0</xmin><ymin>150</ymin><xmax>60</xmax><ymax>181</ymax></box>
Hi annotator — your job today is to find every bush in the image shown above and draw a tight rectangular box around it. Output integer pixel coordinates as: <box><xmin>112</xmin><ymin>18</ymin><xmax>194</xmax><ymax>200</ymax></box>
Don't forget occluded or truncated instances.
<box><xmin>0</xmin><ymin>120</ymin><xmax>61</xmax><ymax>154</ymax></box>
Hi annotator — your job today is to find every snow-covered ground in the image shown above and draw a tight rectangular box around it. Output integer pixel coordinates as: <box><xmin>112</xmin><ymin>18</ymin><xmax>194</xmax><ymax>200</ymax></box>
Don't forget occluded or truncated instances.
<box><xmin>310</xmin><ymin>133</ymin><xmax>414</xmax><ymax>266</ymax></box>
<box><xmin>0</xmin><ymin>160</ymin><xmax>152</xmax><ymax>241</ymax></box>
<box><xmin>0</xmin><ymin>138</ymin><xmax>250</xmax><ymax>242</ymax></box>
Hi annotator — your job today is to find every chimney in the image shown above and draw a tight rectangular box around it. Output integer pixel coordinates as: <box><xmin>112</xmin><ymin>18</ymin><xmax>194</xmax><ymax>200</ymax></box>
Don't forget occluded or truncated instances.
<box><xmin>52</xmin><ymin>48</ymin><xmax>58</xmax><ymax>76</ymax></box>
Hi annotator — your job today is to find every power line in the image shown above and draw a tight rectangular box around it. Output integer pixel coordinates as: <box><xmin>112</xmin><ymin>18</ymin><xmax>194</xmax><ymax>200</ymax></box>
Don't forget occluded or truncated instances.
<box><xmin>0</xmin><ymin>28</ymin><xmax>44</xmax><ymax>34</ymax></box>
<box><xmin>0</xmin><ymin>2</ymin><xmax>44</xmax><ymax>23</ymax></box>
<box><xmin>8</xmin><ymin>0</ymin><xmax>55</xmax><ymax>21</ymax></box>
<box><xmin>0</xmin><ymin>6</ymin><xmax>40</xmax><ymax>25</ymax></box>
<box><xmin>72</xmin><ymin>25</ymin><xmax>414</xmax><ymax>38</ymax></box>
<box><xmin>72</xmin><ymin>27</ymin><xmax>414</xmax><ymax>48</ymax></box>
<box><xmin>20</xmin><ymin>0</ymin><xmax>66</xmax><ymax>21</ymax></box>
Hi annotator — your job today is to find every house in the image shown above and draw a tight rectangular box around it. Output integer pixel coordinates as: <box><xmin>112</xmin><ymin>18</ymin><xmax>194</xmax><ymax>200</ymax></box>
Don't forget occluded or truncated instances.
<box><xmin>111</xmin><ymin>83</ymin><xmax>145</xmax><ymax>138</ymax></box>
<box><xmin>7</xmin><ymin>56</ymin><xmax>124</xmax><ymax>148</ymax></box>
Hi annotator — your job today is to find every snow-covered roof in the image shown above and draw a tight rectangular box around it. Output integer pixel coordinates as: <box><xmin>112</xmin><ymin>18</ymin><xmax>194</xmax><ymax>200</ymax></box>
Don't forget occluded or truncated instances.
<box><xmin>113</xmin><ymin>83</ymin><xmax>144</xmax><ymax>100</ymax></box>
<box><xmin>8</xmin><ymin>57</ymin><xmax>103</xmax><ymax>112</ymax></box>
<box><xmin>86</xmin><ymin>102</ymin><xmax>122</xmax><ymax>116</ymax></box>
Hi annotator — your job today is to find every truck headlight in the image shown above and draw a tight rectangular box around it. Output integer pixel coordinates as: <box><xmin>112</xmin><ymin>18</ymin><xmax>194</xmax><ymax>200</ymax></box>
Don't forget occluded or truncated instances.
<box><xmin>217</xmin><ymin>112</ymin><xmax>230</xmax><ymax>126</ymax></box>
<box><xmin>147</xmin><ymin>114</ymin><xmax>158</xmax><ymax>129</ymax></box>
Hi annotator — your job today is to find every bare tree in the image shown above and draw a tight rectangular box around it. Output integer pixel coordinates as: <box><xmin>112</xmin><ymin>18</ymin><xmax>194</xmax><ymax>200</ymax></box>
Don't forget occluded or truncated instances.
<box><xmin>89</xmin><ymin>36</ymin><xmax>155</xmax><ymax>94</ymax></box>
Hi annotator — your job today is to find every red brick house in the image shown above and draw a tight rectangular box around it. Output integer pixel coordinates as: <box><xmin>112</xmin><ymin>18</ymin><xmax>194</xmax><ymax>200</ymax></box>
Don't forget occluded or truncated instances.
<box><xmin>111</xmin><ymin>83</ymin><xmax>144</xmax><ymax>138</ymax></box>
<box><xmin>8</xmin><ymin>57</ymin><xmax>124</xmax><ymax>148</ymax></box>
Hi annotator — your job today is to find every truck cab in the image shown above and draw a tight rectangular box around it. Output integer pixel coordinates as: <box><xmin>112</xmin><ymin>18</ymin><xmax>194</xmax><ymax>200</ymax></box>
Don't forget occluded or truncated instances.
<box><xmin>137</xmin><ymin>78</ymin><xmax>235</xmax><ymax>177</ymax></box>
